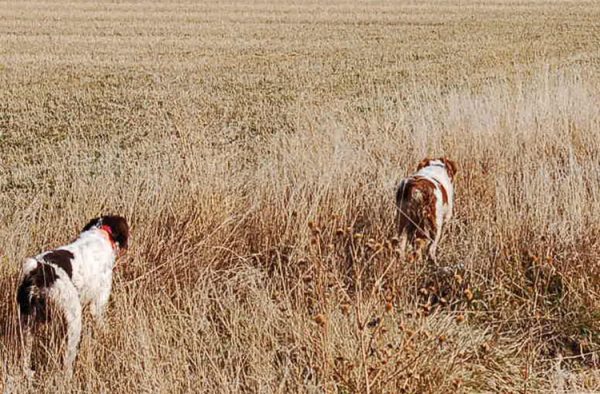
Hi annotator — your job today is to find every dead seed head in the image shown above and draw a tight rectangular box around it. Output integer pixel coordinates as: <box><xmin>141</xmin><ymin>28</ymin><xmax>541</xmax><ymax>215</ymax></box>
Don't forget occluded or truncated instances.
<box><xmin>314</xmin><ymin>313</ymin><xmax>327</xmax><ymax>327</ymax></box>
<box><xmin>464</xmin><ymin>289</ymin><xmax>474</xmax><ymax>301</ymax></box>
<box><xmin>340</xmin><ymin>304</ymin><xmax>350</xmax><ymax>315</ymax></box>
<box><xmin>480</xmin><ymin>342</ymin><xmax>491</xmax><ymax>353</ymax></box>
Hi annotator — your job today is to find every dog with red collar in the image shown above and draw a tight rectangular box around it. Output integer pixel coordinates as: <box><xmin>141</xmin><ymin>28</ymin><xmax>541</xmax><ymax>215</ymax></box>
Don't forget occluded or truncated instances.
<box><xmin>17</xmin><ymin>215</ymin><xmax>129</xmax><ymax>377</ymax></box>
<box><xmin>396</xmin><ymin>158</ymin><xmax>457</xmax><ymax>264</ymax></box>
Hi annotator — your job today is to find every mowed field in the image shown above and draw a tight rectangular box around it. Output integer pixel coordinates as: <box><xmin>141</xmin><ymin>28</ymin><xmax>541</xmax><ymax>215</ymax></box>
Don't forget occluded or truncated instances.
<box><xmin>1</xmin><ymin>0</ymin><xmax>600</xmax><ymax>392</ymax></box>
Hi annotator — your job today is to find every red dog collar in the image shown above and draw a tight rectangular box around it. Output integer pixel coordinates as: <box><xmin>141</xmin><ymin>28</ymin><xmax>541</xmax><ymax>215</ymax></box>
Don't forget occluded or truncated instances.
<box><xmin>99</xmin><ymin>225</ymin><xmax>117</xmax><ymax>250</ymax></box>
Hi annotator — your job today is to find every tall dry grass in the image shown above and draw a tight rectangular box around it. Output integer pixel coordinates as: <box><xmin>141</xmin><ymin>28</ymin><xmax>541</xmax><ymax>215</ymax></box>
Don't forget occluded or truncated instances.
<box><xmin>1</xmin><ymin>1</ymin><xmax>600</xmax><ymax>392</ymax></box>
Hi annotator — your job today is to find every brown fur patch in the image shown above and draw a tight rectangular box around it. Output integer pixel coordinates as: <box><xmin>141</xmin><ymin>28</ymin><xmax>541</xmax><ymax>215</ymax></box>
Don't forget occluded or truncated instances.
<box><xmin>439</xmin><ymin>183</ymin><xmax>448</xmax><ymax>205</ymax></box>
<box><xmin>416</xmin><ymin>158</ymin><xmax>432</xmax><ymax>171</ymax></box>
<box><xmin>43</xmin><ymin>250</ymin><xmax>74</xmax><ymax>279</ymax></box>
<box><xmin>16</xmin><ymin>263</ymin><xmax>58</xmax><ymax>321</ymax></box>
<box><xmin>441</xmin><ymin>157</ymin><xmax>457</xmax><ymax>180</ymax></box>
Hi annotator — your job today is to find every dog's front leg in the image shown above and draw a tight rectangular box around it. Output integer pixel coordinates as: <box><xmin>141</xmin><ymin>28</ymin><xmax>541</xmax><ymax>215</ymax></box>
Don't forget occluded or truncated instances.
<box><xmin>427</xmin><ymin>216</ymin><xmax>444</xmax><ymax>266</ymax></box>
<box><xmin>64</xmin><ymin>307</ymin><xmax>82</xmax><ymax>378</ymax></box>
<box><xmin>90</xmin><ymin>287</ymin><xmax>111</xmax><ymax>330</ymax></box>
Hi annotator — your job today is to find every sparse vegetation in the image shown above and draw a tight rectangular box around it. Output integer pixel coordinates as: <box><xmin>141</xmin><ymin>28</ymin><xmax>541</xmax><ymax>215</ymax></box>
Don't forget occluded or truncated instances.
<box><xmin>1</xmin><ymin>1</ymin><xmax>600</xmax><ymax>392</ymax></box>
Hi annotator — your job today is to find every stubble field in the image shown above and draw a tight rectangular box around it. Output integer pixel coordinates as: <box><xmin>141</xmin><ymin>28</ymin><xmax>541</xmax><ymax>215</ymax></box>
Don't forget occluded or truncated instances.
<box><xmin>1</xmin><ymin>1</ymin><xmax>600</xmax><ymax>392</ymax></box>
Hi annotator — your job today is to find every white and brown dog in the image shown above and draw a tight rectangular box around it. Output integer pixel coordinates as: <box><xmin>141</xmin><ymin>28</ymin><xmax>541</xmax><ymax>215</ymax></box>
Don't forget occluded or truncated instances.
<box><xmin>396</xmin><ymin>158</ymin><xmax>457</xmax><ymax>263</ymax></box>
<box><xmin>17</xmin><ymin>215</ymin><xmax>129</xmax><ymax>377</ymax></box>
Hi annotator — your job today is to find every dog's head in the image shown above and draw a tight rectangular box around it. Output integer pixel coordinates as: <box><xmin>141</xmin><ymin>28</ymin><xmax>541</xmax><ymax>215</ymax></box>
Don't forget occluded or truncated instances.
<box><xmin>82</xmin><ymin>215</ymin><xmax>130</xmax><ymax>251</ymax></box>
<box><xmin>417</xmin><ymin>157</ymin><xmax>458</xmax><ymax>180</ymax></box>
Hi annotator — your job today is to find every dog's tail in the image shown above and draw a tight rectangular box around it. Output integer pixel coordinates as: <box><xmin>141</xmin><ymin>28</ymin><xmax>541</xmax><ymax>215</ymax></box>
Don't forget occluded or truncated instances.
<box><xmin>17</xmin><ymin>258</ymin><xmax>58</xmax><ymax>323</ymax></box>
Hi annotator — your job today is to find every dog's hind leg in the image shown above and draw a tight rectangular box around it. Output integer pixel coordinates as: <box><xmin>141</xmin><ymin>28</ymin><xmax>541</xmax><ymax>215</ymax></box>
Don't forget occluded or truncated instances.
<box><xmin>427</xmin><ymin>215</ymin><xmax>444</xmax><ymax>266</ymax></box>
<box><xmin>19</xmin><ymin>316</ymin><xmax>35</xmax><ymax>379</ymax></box>
<box><xmin>51</xmin><ymin>280</ymin><xmax>82</xmax><ymax>377</ymax></box>
<box><xmin>398</xmin><ymin>229</ymin><xmax>408</xmax><ymax>258</ymax></box>
<box><xmin>427</xmin><ymin>238</ymin><xmax>438</xmax><ymax>265</ymax></box>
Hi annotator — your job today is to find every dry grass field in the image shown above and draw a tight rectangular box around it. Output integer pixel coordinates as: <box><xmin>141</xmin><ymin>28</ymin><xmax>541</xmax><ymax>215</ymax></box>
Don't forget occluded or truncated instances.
<box><xmin>1</xmin><ymin>0</ymin><xmax>600</xmax><ymax>392</ymax></box>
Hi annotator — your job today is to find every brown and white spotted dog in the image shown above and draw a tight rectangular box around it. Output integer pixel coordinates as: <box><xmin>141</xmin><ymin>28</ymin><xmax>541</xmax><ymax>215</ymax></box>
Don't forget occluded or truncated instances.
<box><xmin>17</xmin><ymin>215</ymin><xmax>129</xmax><ymax>378</ymax></box>
<box><xmin>395</xmin><ymin>157</ymin><xmax>457</xmax><ymax>263</ymax></box>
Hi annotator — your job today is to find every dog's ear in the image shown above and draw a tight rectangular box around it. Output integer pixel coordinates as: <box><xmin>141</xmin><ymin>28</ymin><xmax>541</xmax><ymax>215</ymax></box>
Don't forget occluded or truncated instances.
<box><xmin>101</xmin><ymin>215</ymin><xmax>130</xmax><ymax>250</ymax></box>
<box><xmin>442</xmin><ymin>158</ymin><xmax>457</xmax><ymax>179</ymax></box>
<box><xmin>416</xmin><ymin>158</ymin><xmax>431</xmax><ymax>171</ymax></box>
<box><xmin>82</xmin><ymin>217</ymin><xmax>102</xmax><ymax>232</ymax></box>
